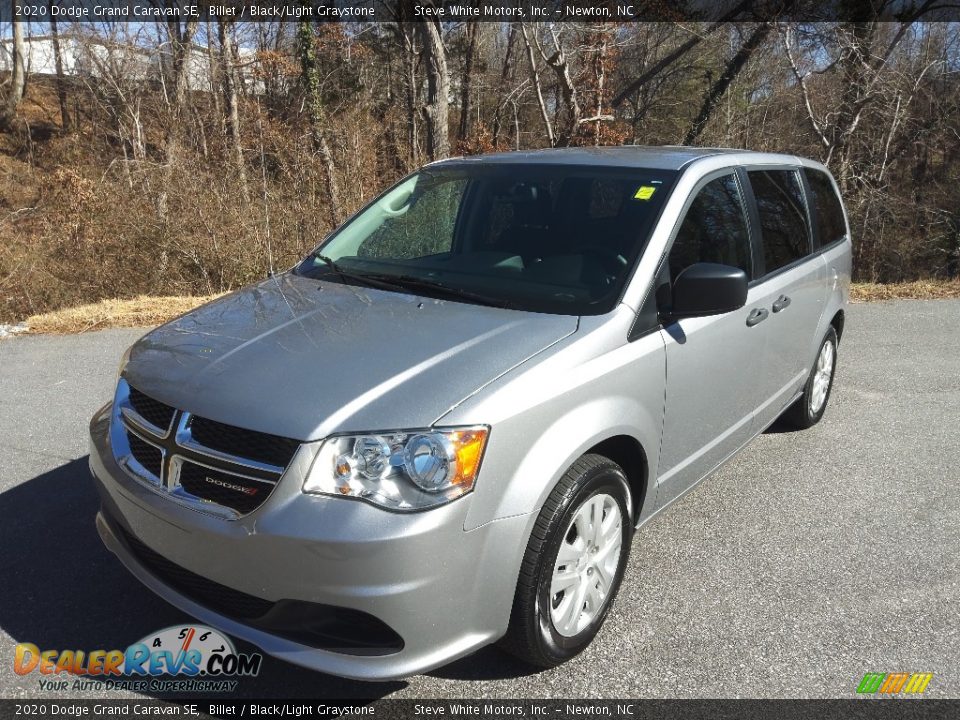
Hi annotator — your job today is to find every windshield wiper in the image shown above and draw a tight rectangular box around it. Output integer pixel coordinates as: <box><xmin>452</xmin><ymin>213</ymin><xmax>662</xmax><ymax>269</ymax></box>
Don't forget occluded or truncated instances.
<box><xmin>309</xmin><ymin>254</ymin><xmax>413</xmax><ymax>294</ymax></box>
<box><xmin>357</xmin><ymin>273</ymin><xmax>513</xmax><ymax>309</ymax></box>
<box><xmin>308</xmin><ymin>255</ymin><xmax>511</xmax><ymax>308</ymax></box>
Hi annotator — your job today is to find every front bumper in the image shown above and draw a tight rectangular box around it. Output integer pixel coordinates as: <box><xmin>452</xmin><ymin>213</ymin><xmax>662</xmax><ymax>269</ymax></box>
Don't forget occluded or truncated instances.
<box><xmin>89</xmin><ymin>403</ymin><xmax>532</xmax><ymax>681</ymax></box>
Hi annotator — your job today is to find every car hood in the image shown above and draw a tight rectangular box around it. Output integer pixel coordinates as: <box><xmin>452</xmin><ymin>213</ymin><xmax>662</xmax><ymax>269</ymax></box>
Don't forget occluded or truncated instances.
<box><xmin>123</xmin><ymin>273</ymin><xmax>578</xmax><ymax>441</ymax></box>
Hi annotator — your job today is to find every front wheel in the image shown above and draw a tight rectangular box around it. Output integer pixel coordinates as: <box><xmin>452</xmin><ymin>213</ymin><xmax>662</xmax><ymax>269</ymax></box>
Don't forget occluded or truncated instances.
<box><xmin>784</xmin><ymin>326</ymin><xmax>838</xmax><ymax>429</ymax></box>
<box><xmin>499</xmin><ymin>454</ymin><xmax>632</xmax><ymax>668</ymax></box>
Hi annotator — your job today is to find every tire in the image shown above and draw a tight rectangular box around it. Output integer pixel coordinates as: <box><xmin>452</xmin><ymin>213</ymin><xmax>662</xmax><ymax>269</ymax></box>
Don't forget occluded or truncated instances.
<box><xmin>499</xmin><ymin>454</ymin><xmax>632</xmax><ymax>668</ymax></box>
<box><xmin>783</xmin><ymin>326</ymin><xmax>838</xmax><ymax>429</ymax></box>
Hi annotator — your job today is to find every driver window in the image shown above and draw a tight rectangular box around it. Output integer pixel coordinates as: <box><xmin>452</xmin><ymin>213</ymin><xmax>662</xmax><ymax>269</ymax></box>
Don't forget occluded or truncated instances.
<box><xmin>668</xmin><ymin>174</ymin><xmax>752</xmax><ymax>281</ymax></box>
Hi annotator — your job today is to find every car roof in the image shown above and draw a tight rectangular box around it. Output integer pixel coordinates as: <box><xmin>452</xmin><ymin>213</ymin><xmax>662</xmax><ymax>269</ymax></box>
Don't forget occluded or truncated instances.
<box><xmin>430</xmin><ymin>145</ymin><xmax>802</xmax><ymax>171</ymax></box>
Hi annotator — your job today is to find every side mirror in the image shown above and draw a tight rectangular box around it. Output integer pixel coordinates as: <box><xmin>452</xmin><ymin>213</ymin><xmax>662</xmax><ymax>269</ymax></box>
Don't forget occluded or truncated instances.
<box><xmin>667</xmin><ymin>262</ymin><xmax>748</xmax><ymax>319</ymax></box>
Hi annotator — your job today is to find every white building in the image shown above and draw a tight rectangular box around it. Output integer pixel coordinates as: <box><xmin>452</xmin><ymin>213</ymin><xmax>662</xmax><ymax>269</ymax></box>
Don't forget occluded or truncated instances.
<box><xmin>0</xmin><ymin>33</ymin><xmax>261</xmax><ymax>93</ymax></box>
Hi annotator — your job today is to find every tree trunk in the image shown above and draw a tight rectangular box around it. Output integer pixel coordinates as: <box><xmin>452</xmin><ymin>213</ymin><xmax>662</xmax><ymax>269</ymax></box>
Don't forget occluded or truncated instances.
<box><xmin>206</xmin><ymin>20</ymin><xmax>223</xmax><ymax>127</ymax></box>
<box><xmin>519</xmin><ymin>23</ymin><xmax>554</xmax><ymax>147</ymax></box>
<box><xmin>157</xmin><ymin>18</ymin><xmax>199</xmax><ymax>217</ymax></box>
<box><xmin>0</xmin><ymin>5</ymin><xmax>27</xmax><ymax>131</ymax></box>
<box><xmin>418</xmin><ymin>18</ymin><xmax>450</xmax><ymax>161</ymax></box>
<box><xmin>458</xmin><ymin>22</ymin><xmax>481</xmax><ymax>144</ymax></box>
<box><xmin>163</xmin><ymin>19</ymin><xmax>200</xmax><ymax>169</ymax></box>
<box><xmin>48</xmin><ymin>0</ymin><xmax>70</xmax><ymax>132</ymax></box>
<box><xmin>218</xmin><ymin>18</ymin><xmax>247</xmax><ymax>195</ymax></box>
<box><xmin>542</xmin><ymin>34</ymin><xmax>581</xmax><ymax>147</ymax></box>
<box><xmin>394</xmin><ymin>21</ymin><xmax>419</xmax><ymax>167</ymax></box>
<box><xmin>491</xmin><ymin>24</ymin><xmax>517</xmax><ymax>147</ymax></box>
<box><xmin>296</xmin><ymin>20</ymin><xmax>342</xmax><ymax>226</ymax></box>
<box><xmin>592</xmin><ymin>36</ymin><xmax>608</xmax><ymax>146</ymax></box>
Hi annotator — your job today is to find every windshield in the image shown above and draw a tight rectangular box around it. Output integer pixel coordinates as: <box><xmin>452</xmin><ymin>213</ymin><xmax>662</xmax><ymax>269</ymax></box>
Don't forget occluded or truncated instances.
<box><xmin>295</xmin><ymin>163</ymin><xmax>678</xmax><ymax>315</ymax></box>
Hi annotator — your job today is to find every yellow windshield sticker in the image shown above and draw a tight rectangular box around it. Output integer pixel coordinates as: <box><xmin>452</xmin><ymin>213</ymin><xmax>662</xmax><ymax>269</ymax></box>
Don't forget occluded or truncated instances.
<box><xmin>634</xmin><ymin>186</ymin><xmax>657</xmax><ymax>200</ymax></box>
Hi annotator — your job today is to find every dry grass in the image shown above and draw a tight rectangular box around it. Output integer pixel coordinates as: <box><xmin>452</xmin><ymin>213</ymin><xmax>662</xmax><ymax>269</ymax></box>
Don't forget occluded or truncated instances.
<box><xmin>850</xmin><ymin>280</ymin><xmax>960</xmax><ymax>302</ymax></box>
<box><xmin>23</xmin><ymin>294</ymin><xmax>225</xmax><ymax>335</ymax></box>
<box><xmin>13</xmin><ymin>281</ymin><xmax>960</xmax><ymax>335</ymax></box>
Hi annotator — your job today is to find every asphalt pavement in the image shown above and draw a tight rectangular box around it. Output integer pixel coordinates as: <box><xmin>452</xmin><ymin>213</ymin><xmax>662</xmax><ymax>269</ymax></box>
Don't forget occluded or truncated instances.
<box><xmin>0</xmin><ymin>300</ymin><xmax>958</xmax><ymax>700</ymax></box>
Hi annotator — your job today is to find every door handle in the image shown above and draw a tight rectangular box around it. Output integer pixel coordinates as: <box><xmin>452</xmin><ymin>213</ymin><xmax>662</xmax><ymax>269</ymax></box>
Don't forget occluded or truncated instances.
<box><xmin>772</xmin><ymin>294</ymin><xmax>791</xmax><ymax>313</ymax></box>
<box><xmin>746</xmin><ymin>308</ymin><xmax>769</xmax><ymax>327</ymax></box>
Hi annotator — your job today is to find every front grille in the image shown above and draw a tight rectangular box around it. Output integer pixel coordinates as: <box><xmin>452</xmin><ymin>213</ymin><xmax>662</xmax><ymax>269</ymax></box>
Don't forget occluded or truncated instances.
<box><xmin>128</xmin><ymin>386</ymin><xmax>175</xmax><ymax>432</ymax></box>
<box><xmin>127</xmin><ymin>433</ymin><xmax>163</xmax><ymax>479</ymax></box>
<box><xmin>188</xmin><ymin>416</ymin><xmax>301</xmax><ymax>469</ymax></box>
<box><xmin>177</xmin><ymin>461</ymin><xmax>275</xmax><ymax>515</ymax></box>
<box><xmin>119</xmin><ymin>525</ymin><xmax>274</xmax><ymax>619</ymax></box>
<box><xmin>115</xmin><ymin>378</ymin><xmax>299</xmax><ymax>517</ymax></box>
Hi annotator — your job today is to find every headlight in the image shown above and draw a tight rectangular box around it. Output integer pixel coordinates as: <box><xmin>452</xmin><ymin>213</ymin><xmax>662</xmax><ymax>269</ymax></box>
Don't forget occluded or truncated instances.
<box><xmin>303</xmin><ymin>426</ymin><xmax>489</xmax><ymax>511</ymax></box>
<box><xmin>117</xmin><ymin>345</ymin><xmax>133</xmax><ymax>382</ymax></box>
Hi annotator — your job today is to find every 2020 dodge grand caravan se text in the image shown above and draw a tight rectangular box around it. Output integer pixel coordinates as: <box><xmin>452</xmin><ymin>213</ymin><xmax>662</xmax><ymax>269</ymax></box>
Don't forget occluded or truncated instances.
<box><xmin>89</xmin><ymin>147</ymin><xmax>851</xmax><ymax>680</ymax></box>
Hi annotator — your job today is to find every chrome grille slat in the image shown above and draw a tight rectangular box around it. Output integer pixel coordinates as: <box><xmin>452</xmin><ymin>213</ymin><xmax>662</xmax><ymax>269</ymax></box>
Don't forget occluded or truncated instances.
<box><xmin>111</xmin><ymin>379</ymin><xmax>300</xmax><ymax>518</ymax></box>
<box><xmin>120</xmin><ymin>405</ymin><xmax>170</xmax><ymax>439</ymax></box>
<box><xmin>175</xmin><ymin>412</ymin><xmax>287</xmax><ymax>476</ymax></box>
<box><xmin>117</xmin><ymin>423</ymin><xmax>165</xmax><ymax>487</ymax></box>
<box><xmin>126</xmin><ymin>386</ymin><xmax>175</xmax><ymax>435</ymax></box>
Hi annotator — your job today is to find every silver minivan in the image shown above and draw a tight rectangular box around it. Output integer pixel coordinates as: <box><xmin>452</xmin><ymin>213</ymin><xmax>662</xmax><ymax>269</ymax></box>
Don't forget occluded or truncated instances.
<box><xmin>89</xmin><ymin>147</ymin><xmax>851</xmax><ymax>680</ymax></box>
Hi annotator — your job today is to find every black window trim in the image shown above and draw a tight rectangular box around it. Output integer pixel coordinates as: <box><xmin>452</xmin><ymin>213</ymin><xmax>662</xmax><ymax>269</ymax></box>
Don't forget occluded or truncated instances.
<box><xmin>740</xmin><ymin>164</ymin><xmax>821</xmax><ymax>286</ymax></box>
<box><xmin>799</xmin><ymin>167</ymin><xmax>823</xmax><ymax>252</ymax></box>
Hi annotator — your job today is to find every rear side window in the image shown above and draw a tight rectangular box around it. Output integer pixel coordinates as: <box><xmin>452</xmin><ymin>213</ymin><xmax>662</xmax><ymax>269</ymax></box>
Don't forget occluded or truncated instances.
<box><xmin>748</xmin><ymin>169</ymin><xmax>811</xmax><ymax>274</ymax></box>
<box><xmin>668</xmin><ymin>173</ymin><xmax>752</xmax><ymax>281</ymax></box>
<box><xmin>805</xmin><ymin>169</ymin><xmax>847</xmax><ymax>247</ymax></box>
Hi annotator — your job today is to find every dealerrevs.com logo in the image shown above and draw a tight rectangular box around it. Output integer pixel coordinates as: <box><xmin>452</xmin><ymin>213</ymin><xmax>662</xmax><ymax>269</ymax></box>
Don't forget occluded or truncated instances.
<box><xmin>14</xmin><ymin>625</ymin><xmax>262</xmax><ymax>693</ymax></box>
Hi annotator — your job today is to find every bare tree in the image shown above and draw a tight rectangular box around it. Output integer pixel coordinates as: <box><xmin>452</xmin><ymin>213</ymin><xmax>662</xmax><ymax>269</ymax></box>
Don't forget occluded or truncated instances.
<box><xmin>48</xmin><ymin>0</ymin><xmax>71</xmax><ymax>132</ymax></box>
<box><xmin>491</xmin><ymin>24</ymin><xmax>519</xmax><ymax>147</ymax></box>
<box><xmin>519</xmin><ymin>23</ymin><xmax>554</xmax><ymax>146</ymax></box>
<box><xmin>611</xmin><ymin>0</ymin><xmax>758</xmax><ymax>109</ymax></box>
<box><xmin>218</xmin><ymin>18</ymin><xmax>247</xmax><ymax>194</ymax></box>
<box><xmin>161</xmin><ymin>18</ymin><xmax>200</xmax><ymax>168</ymax></box>
<box><xmin>535</xmin><ymin>26</ymin><xmax>581</xmax><ymax>146</ymax></box>
<box><xmin>74</xmin><ymin>25</ymin><xmax>150</xmax><ymax>164</ymax></box>
<box><xmin>458</xmin><ymin>22</ymin><xmax>482</xmax><ymax>144</ymax></box>
<box><xmin>296</xmin><ymin>19</ymin><xmax>342</xmax><ymax>225</ymax></box>
<box><xmin>418</xmin><ymin>17</ymin><xmax>450</xmax><ymax>160</ymax></box>
<box><xmin>684</xmin><ymin>23</ymin><xmax>772</xmax><ymax>145</ymax></box>
<box><xmin>0</xmin><ymin>8</ymin><xmax>27</xmax><ymax>131</ymax></box>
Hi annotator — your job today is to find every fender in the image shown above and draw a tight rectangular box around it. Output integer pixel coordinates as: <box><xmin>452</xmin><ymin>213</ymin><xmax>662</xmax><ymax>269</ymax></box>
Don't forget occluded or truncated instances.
<box><xmin>441</xmin><ymin>308</ymin><xmax>667</xmax><ymax>531</ymax></box>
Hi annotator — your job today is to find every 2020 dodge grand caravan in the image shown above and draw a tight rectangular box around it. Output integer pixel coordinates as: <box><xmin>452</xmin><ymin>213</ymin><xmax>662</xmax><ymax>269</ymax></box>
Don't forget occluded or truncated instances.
<box><xmin>89</xmin><ymin>146</ymin><xmax>851</xmax><ymax>680</ymax></box>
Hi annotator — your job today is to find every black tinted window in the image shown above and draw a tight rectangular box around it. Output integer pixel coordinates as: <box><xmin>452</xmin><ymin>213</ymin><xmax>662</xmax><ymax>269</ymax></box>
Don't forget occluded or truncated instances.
<box><xmin>668</xmin><ymin>173</ymin><xmax>752</xmax><ymax>281</ymax></box>
<box><xmin>749</xmin><ymin>169</ymin><xmax>811</xmax><ymax>273</ymax></box>
<box><xmin>805</xmin><ymin>169</ymin><xmax>846</xmax><ymax>247</ymax></box>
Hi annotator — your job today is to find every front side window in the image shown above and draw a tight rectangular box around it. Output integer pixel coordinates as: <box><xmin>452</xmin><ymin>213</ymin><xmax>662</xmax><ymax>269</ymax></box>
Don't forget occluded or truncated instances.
<box><xmin>748</xmin><ymin>169</ymin><xmax>811</xmax><ymax>274</ymax></box>
<box><xmin>804</xmin><ymin>169</ymin><xmax>847</xmax><ymax>248</ymax></box>
<box><xmin>296</xmin><ymin>164</ymin><xmax>677</xmax><ymax>315</ymax></box>
<box><xmin>667</xmin><ymin>173</ymin><xmax>752</xmax><ymax>282</ymax></box>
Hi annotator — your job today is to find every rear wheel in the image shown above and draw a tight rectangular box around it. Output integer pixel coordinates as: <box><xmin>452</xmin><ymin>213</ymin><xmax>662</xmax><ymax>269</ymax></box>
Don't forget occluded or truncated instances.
<box><xmin>499</xmin><ymin>454</ymin><xmax>632</xmax><ymax>668</ymax></box>
<box><xmin>784</xmin><ymin>327</ymin><xmax>838</xmax><ymax>429</ymax></box>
